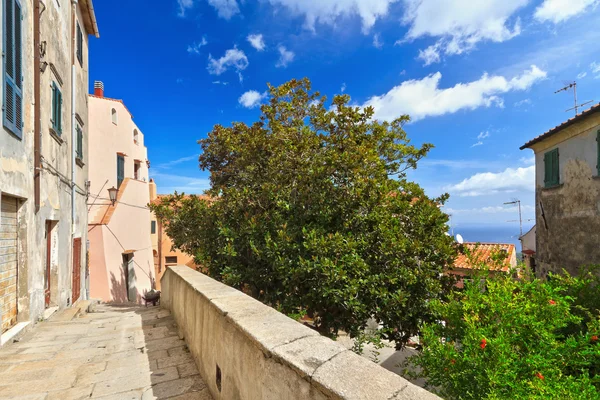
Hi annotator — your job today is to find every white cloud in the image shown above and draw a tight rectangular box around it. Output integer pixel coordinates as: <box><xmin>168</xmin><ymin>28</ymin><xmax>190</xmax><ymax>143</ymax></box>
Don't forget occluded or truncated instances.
<box><xmin>177</xmin><ymin>0</ymin><xmax>194</xmax><ymax>17</ymax></box>
<box><xmin>403</xmin><ymin>0</ymin><xmax>527</xmax><ymax>64</ymax></box>
<box><xmin>417</xmin><ymin>43</ymin><xmax>441</xmax><ymax>65</ymax></box>
<box><xmin>154</xmin><ymin>155</ymin><xmax>199</xmax><ymax>170</ymax></box>
<box><xmin>591</xmin><ymin>62</ymin><xmax>600</xmax><ymax>78</ymax></box>
<box><xmin>187</xmin><ymin>37</ymin><xmax>208</xmax><ymax>54</ymax></box>
<box><xmin>514</xmin><ymin>98</ymin><xmax>532</xmax><ymax>107</ymax></box>
<box><xmin>212</xmin><ymin>80</ymin><xmax>229</xmax><ymax>85</ymax></box>
<box><xmin>534</xmin><ymin>0</ymin><xmax>598</xmax><ymax>23</ymax></box>
<box><xmin>151</xmin><ymin>172</ymin><xmax>211</xmax><ymax>195</ymax></box>
<box><xmin>373</xmin><ymin>33</ymin><xmax>383</xmax><ymax>49</ymax></box>
<box><xmin>264</xmin><ymin>0</ymin><xmax>397</xmax><ymax>33</ymax></box>
<box><xmin>208</xmin><ymin>0</ymin><xmax>240</xmax><ymax>19</ymax></box>
<box><xmin>420</xmin><ymin>159</ymin><xmax>498</xmax><ymax>169</ymax></box>
<box><xmin>247</xmin><ymin>34</ymin><xmax>266</xmax><ymax>51</ymax></box>
<box><xmin>239</xmin><ymin>90</ymin><xmax>268</xmax><ymax>108</ymax></box>
<box><xmin>207</xmin><ymin>47</ymin><xmax>249</xmax><ymax>79</ymax></box>
<box><xmin>477</xmin><ymin>131</ymin><xmax>490</xmax><ymax>140</ymax></box>
<box><xmin>520</xmin><ymin>155</ymin><xmax>535</xmax><ymax>165</ymax></box>
<box><xmin>471</xmin><ymin>141</ymin><xmax>483</xmax><ymax>148</ymax></box>
<box><xmin>444</xmin><ymin>165</ymin><xmax>534</xmax><ymax>197</ymax></box>
<box><xmin>341</xmin><ymin>83</ymin><xmax>347</xmax><ymax>93</ymax></box>
<box><xmin>276</xmin><ymin>46</ymin><xmax>295</xmax><ymax>68</ymax></box>
<box><xmin>362</xmin><ymin>65</ymin><xmax>546</xmax><ymax>122</ymax></box>
<box><xmin>577</xmin><ymin>71</ymin><xmax>588</xmax><ymax>79</ymax></box>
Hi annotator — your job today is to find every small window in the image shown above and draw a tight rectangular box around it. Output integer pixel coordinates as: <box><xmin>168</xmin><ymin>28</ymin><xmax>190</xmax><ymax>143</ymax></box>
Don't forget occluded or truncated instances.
<box><xmin>134</xmin><ymin>160</ymin><xmax>141</xmax><ymax>180</ymax></box>
<box><xmin>51</xmin><ymin>82</ymin><xmax>63</xmax><ymax>135</ymax></box>
<box><xmin>76</xmin><ymin>23</ymin><xmax>83</xmax><ymax>66</ymax></box>
<box><xmin>117</xmin><ymin>154</ymin><xmax>124</xmax><ymax>189</ymax></box>
<box><xmin>133</xmin><ymin>129</ymin><xmax>139</xmax><ymax>144</ymax></box>
<box><xmin>111</xmin><ymin>108</ymin><xmax>118</xmax><ymax>125</ymax></box>
<box><xmin>165</xmin><ymin>256</ymin><xmax>178</xmax><ymax>265</ymax></box>
<box><xmin>151</xmin><ymin>221</ymin><xmax>156</xmax><ymax>234</ymax></box>
<box><xmin>544</xmin><ymin>148</ymin><xmax>559</xmax><ymax>187</ymax></box>
<box><xmin>76</xmin><ymin>125</ymin><xmax>83</xmax><ymax>161</ymax></box>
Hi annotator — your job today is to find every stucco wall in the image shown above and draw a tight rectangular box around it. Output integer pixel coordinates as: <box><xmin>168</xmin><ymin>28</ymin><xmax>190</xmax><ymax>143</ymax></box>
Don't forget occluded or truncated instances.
<box><xmin>529</xmin><ymin>113</ymin><xmax>600</xmax><ymax>276</ymax></box>
<box><xmin>88</xmin><ymin>95</ymin><xmax>153</xmax><ymax>303</ymax></box>
<box><xmin>161</xmin><ymin>266</ymin><xmax>439</xmax><ymax>400</ymax></box>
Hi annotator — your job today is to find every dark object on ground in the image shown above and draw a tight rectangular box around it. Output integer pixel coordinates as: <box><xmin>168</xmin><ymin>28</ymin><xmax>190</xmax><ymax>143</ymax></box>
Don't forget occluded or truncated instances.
<box><xmin>142</xmin><ymin>290</ymin><xmax>161</xmax><ymax>307</ymax></box>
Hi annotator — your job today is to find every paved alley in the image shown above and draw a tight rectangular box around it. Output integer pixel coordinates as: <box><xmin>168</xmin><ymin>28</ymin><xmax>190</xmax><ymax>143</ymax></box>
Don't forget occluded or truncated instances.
<box><xmin>0</xmin><ymin>304</ymin><xmax>212</xmax><ymax>400</ymax></box>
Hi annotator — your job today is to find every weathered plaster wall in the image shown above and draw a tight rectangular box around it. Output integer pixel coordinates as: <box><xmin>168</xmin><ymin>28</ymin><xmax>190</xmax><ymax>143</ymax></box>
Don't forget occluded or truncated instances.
<box><xmin>161</xmin><ymin>266</ymin><xmax>440</xmax><ymax>400</ymax></box>
<box><xmin>530</xmin><ymin>114</ymin><xmax>600</xmax><ymax>277</ymax></box>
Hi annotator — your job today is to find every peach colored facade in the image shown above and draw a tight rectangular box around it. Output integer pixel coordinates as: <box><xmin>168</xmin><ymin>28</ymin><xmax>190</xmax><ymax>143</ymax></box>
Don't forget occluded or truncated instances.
<box><xmin>87</xmin><ymin>85</ymin><xmax>154</xmax><ymax>303</ymax></box>
<box><xmin>148</xmin><ymin>188</ymin><xmax>200</xmax><ymax>290</ymax></box>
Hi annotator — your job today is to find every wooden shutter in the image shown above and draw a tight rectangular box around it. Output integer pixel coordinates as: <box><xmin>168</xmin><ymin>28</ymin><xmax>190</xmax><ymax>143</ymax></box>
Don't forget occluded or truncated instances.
<box><xmin>544</xmin><ymin>152</ymin><xmax>550</xmax><ymax>187</ymax></box>
<box><xmin>77</xmin><ymin>23</ymin><xmax>83</xmax><ymax>65</ymax></box>
<box><xmin>76</xmin><ymin>126</ymin><xmax>83</xmax><ymax>159</ymax></box>
<box><xmin>3</xmin><ymin>0</ymin><xmax>23</xmax><ymax>138</ymax></box>
<box><xmin>117</xmin><ymin>155</ymin><xmax>125</xmax><ymax>189</ymax></box>
<box><xmin>552</xmin><ymin>149</ymin><xmax>559</xmax><ymax>185</ymax></box>
<box><xmin>544</xmin><ymin>149</ymin><xmax>559</xmax><ymax>187</ymax></box>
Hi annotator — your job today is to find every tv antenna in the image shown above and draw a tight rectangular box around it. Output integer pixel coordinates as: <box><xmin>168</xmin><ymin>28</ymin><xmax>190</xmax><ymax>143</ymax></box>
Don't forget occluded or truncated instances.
<box><xmin>504</xmin><ymin>199</ymin><xmax>534</xmax><ymax>238</ymax></box>
<box><xmin>554</xmin><ymin>81</ymin><xmax>593</xmax><ymax>115</ymax></box>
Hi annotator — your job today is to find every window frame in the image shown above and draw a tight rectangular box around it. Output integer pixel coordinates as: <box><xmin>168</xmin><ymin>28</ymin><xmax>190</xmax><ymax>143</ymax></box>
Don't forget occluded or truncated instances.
<box><xmin>76</xmin><ymin>22</ymin><xmax>83</xmax><ymax>66</ymax></box>
<box><xmin>111</xmin><ymin>108</ymin><xmax>118</xmax><ymax>125</ymax></box>
<box><xmin>75</xmin><ymin>124</ymin><xmax>83</xmax><ymax>162</ymax></box>
<box><xmin>3</xmin><ymin>0</ymin><xmax>24</xmax><ymax>139</ymax></box>
<box><xmin>151</xmin><ymin>221</ymin><xmax>156</xmax><ymax>234</ymax></box>
<box><xmin>544</xmin><ymin>148</ymin><xmax>560</xmax><ymax>188</ymax></box>
<box><xmin>165</xmin><ymin>256</ymin><xmax>178</xmax><ymax>265</ymax></box>
<box><xmin>117</xmin><ymin>154</ymin><xmax>125</xmax><ymax>189</ymax></box>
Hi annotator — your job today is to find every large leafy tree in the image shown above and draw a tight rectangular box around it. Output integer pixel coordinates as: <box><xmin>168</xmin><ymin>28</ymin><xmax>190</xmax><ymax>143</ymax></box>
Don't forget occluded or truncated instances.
<box><xmin>151</xmin><ymin>78</ymin><xmax>456</xmax><ymax>348</ymax></box>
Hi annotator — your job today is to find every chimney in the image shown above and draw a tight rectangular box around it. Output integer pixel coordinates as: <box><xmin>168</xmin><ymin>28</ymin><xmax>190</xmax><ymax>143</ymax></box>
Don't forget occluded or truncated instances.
<box><xmin>94</xmin><ymin>81</ymin><xmax>104</xmax><ymax>97</ymax></box>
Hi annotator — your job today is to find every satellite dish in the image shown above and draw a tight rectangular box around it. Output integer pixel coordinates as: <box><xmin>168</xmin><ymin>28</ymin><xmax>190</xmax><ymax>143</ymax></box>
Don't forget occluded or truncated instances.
<box><xmin>444</xmin><ymin>232</ymin><xmax>450</xmax><ymax>236</ymax></box>
<box><xmin>456</xmin><ymin>234</ymin><xmax>464</xmax><ymax>244</ymax></box>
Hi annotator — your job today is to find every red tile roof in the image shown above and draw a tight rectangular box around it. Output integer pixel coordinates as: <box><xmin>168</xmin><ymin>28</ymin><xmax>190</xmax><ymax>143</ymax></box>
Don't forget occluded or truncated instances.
<box><xmin>520</xmin><ymin>102</ymin><xmax>600</xmax><ymax>149</ymax></box>
<box><xmin>454</xmin><ymin>242</ymin><xmax>516</xmax><ymax>272</ymax></box>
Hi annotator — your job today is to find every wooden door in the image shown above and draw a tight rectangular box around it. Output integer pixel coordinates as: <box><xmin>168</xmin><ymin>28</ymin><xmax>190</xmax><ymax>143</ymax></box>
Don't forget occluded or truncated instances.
<box><xmin>72</xmin><ymin>238</ymin><xmax>82</xmax><ymax>303</ymax></box>
<box><xmin>45</xmin><ymin>221</ymin><xmax>51</xmax><ymax>308</ymax></box>
<box><xmin>0</xmin><ymin>196</ymin><xmax>18</xmax><ymax>333</ymax></box>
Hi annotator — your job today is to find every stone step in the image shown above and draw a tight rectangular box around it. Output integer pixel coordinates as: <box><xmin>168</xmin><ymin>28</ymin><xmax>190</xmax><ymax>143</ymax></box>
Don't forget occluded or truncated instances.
<box><xmin>48</xmin><ymin>299</ymin><xmax>98</xmax><ymax>322</ymax></box>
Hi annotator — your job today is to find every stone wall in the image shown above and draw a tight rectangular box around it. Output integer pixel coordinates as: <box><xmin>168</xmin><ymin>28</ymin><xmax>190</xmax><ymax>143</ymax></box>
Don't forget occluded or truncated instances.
<box><xmin>161</xmin><ymin>266</ymin><xmax>439</xmax><ymax>400</ymax></box>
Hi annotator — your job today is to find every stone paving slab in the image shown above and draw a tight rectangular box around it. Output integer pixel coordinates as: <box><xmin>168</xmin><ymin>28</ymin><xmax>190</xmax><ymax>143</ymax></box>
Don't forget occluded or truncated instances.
<box><xmin>0</xmin><ymin>304</ymin><xmax>212</xmax><ymax>400</ymax></box>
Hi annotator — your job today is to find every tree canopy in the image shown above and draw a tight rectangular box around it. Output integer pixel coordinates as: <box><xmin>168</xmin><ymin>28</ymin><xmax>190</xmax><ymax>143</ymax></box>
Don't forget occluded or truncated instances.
<box><xmin>150</xmin><ymin>78</ymin><xmax>456</xmax><ymax>348</ymax></box>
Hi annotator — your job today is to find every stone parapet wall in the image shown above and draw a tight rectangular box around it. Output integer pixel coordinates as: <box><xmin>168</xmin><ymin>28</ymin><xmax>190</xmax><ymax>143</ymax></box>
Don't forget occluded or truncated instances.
<box><xmin>161</xmin><ymin>266</ymin><xmax>439</xmax><ymax>400</ymax></box>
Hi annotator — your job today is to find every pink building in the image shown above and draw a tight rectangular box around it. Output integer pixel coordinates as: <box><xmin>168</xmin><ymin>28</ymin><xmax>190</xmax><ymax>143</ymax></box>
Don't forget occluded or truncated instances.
<box><xmin>87</xmin><ymin>82</ymin><xmax>154</xmax><ymax>303</ymax></box>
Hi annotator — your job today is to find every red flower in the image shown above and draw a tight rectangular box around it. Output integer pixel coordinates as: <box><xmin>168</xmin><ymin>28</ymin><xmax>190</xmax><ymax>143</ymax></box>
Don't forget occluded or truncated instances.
<box><xmin>591</xmin><ymin>335</ymin><xmax>598</xmax><ymax>342</ymax></box>
<box><xmin>450</xmin><ymin>359</ymin><xmax>456</xmax><ymax>365</ymax></box>
<box><xmin>549</xmin><ymin>299</ymin><xmax>556</xmax><ymax>305</ymax></box>
<box><xmin>480</xmin><ymin>339</ymin><xmax>487</xmax><ymax>349</ymax></box>
<box><xmin>536</xmin><ymin>372</ymin><xmax>544</xmax><ymax>380</ymax></box>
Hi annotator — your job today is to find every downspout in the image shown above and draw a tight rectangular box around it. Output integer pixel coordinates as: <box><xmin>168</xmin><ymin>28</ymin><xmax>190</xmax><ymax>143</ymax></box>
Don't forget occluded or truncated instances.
<box><xmin>34</xmin><ymin>0</ymin><xmax>41</xmax><ymax>213</ymax></box>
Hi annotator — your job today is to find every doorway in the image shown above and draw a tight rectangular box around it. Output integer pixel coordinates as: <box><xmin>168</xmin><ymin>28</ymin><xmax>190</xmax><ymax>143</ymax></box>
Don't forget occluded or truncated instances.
<box><xmin>122</xmin><ymin>253</ymin><xmax>135</xmax><ymax>302</ymax></box>
<box><xmin>45</xmin><ymin>221</ymin><xmax>52</xmax><ymax>308</ymax></box>
<box><xmin>1</xmin><ymin>195</ymin><xmax>19</xmax><ymax>333</ymax></box>
<box><xmin>72</xmin><ymin>238</ymin><xmax>82</xmax><ymax>303</ymax></box>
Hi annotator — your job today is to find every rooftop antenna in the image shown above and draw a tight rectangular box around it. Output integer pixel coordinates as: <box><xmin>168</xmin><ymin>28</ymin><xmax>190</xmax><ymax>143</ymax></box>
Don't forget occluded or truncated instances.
<box><xmin>554</xmin><ymin>81</ymin><xmax>593</xmax><ymax>115</ymax></box>
<box><xmin>504</xmin><ymin>199</ymin><xmax>523</xmax><ymax>238</ymax></box>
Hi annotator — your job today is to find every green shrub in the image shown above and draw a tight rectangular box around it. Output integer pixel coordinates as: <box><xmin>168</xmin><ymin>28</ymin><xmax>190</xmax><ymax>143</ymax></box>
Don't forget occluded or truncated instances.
<box><xmin>409</xmin><ymin>269</ymin><xmax>600</xmax><ymax>399</ymax></box>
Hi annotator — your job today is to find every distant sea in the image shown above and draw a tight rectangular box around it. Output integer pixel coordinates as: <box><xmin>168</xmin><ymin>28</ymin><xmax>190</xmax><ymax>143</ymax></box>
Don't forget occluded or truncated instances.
<box><xmin>450</xmin><ymin>224</ymin><xmax>534</xmax><ymax>252</ymax></box>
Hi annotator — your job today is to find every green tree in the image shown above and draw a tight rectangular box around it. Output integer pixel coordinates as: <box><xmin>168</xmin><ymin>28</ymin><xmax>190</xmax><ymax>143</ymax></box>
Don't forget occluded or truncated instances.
<box><xmin>150</xmin><ymin>78</ymin><xmax>456</xmax><ymax>348</ymax></box>
<box><xmin>409</xmin><ymin>269</ymin><xmax>600</xmax><ymax>399</ymax></box>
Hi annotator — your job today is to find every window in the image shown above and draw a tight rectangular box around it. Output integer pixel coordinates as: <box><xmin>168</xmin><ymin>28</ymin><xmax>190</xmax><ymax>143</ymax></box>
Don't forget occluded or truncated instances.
<box><xmin>117</xmin><ymin>154</ymin><xmax>124</xmax><ymax>189</ymax></box>
<box><xmin>544</xmin><ymin>148</ymin><xmax>559</xmax><ymax>187</ymax></box>
<box><xmin>165</xmin><ymin>256</ymin><xmax>178</xmax><ymax>265</ymax></box>
<box><xmin>134</xmin><ymin>160</ymin><xmax>141</xmax><ymax>180</ymax></box>
<box><xmin>76</xmin><ymin>125</ymin><xmax>83</xmax><ymax>161</ymax></box>
<box><xmin>76</xmin><ymin>23</ymin><xmax>83</xmax><ymax>66</ymax></box>
<box><xmin>133</xmin><ymin>129</ymin><xmax>139</xmax><ymax>144</ymax></box>
<box><xmin>151</xmin><ymin>221</ymin><xmax>156</xmax><ymax>234</ymax></box>
<box><xmin>51</xmin><ymin>82</ymin><xmax>63</xmax><ymax>135</ymax></box>
<box><xmin>3</xmin><ymin>0</ymin><xmax>23</xmax><ymax>138</ymax></box>
<box><xmin>111</xmin><ymin>108</ymin><xmax>118</xmax><ymax>125</ymax></box>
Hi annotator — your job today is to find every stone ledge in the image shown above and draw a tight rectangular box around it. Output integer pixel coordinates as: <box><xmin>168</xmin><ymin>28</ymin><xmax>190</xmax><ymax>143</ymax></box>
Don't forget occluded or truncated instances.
<box><xmin>161</xmin><ymin>266</ymin><xmax>440</xmax><ymax>400</ymax></box>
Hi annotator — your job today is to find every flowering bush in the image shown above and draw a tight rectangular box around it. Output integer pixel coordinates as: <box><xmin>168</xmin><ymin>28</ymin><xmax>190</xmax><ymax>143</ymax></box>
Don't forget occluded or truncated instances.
<box><xmin>409</xmin><ymin>268</ymin><xmax>600</xmax><ymax>399</ymax></box>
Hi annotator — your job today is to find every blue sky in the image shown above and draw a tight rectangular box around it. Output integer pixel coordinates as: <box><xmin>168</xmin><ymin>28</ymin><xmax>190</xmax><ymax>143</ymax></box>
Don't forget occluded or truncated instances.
<box><xmin>89</xmin><ymin>0</ymin><xmax>600</xmax><ymax>230</ymax></box>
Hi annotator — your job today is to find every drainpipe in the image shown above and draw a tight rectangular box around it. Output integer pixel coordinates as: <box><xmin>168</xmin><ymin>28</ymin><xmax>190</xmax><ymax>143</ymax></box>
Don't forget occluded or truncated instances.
<box><xmin>34</xmin><ymin>0</ymin><xmax>41</xmax><ymax>213</ymax></box>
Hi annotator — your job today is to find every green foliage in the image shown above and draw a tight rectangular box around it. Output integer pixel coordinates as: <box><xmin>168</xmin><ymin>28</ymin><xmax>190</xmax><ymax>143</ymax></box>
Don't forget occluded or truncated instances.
<box><xmin>150</xmin><ymin>78</ymin><xmax>456</xmax><ymax>348</ymax></box>
<box><xmin>409</xmin><ymin>269</ymin><xmax>600</xmax><ymax>399</ymax></box>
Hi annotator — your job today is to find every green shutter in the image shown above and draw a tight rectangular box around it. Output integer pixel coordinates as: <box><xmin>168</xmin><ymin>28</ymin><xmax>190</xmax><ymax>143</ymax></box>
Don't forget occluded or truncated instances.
<box><xmin>51</xmin><ymin>83</ymin><xmax>62</xmax><ymax>135</ymax></box>
<box><xmin>544</xmin><ymin>149</ymin><xmax>559</xmax><ymax>187</ymax></box>
<box><xmin>3</xmin><ymin>0</ymin><xmax>23</xmax><ymax>138</ymax></box>
<box><xmin>76</xmin><ymin>126</ymin><xmax>83</xmax><ymax>160</ymax></box>
<box><xmin>77</xmin><ymin>23</ymin><xmax>83</xmax><ymax>65</ymax></box>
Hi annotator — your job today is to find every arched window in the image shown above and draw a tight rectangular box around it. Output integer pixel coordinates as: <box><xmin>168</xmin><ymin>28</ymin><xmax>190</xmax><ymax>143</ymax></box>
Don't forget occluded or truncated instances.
<box><xmin>111</xmin><ymin>108</ymin><xmax>118</xmax><ymax>125</ymax></box>
<box><xmin>133</xmin><ymin>129</ymin><xmax>139</xmax><ymax>144</ymax></box>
